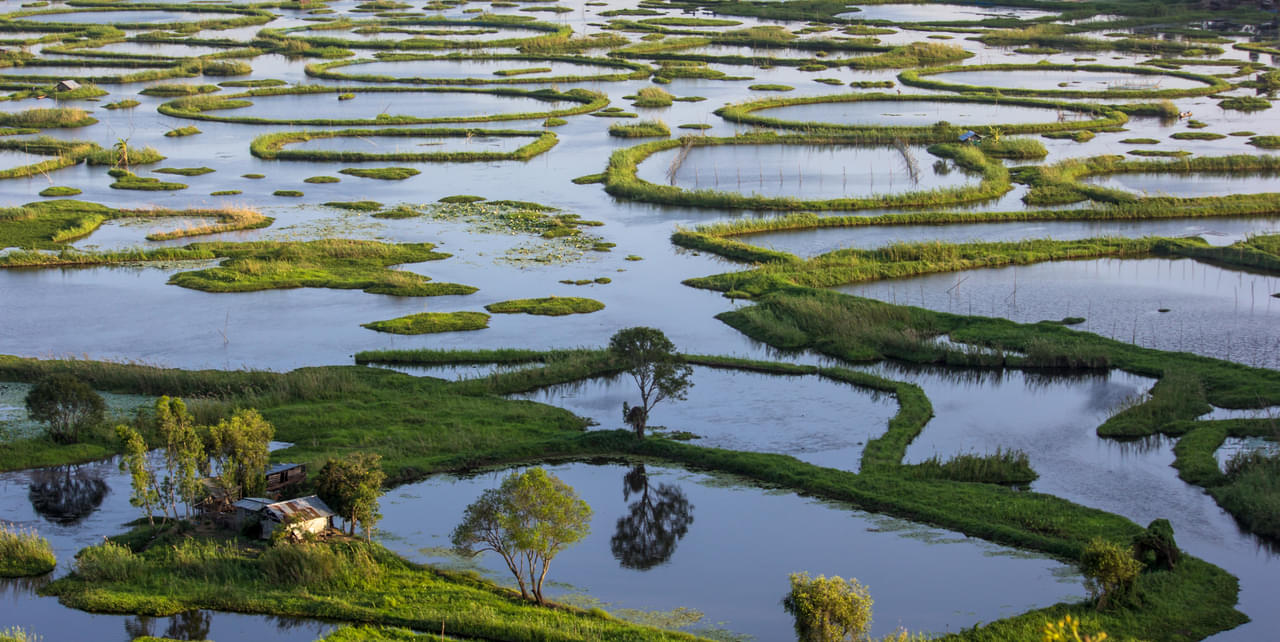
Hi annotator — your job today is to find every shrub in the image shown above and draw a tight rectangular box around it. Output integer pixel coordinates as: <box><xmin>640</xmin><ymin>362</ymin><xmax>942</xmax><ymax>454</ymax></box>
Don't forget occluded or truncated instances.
<box><xmin>782</xmin><ymin>572</ymin><xmax>873</xmax><ymax>642</ymax></box>
<box><xmin>0</xmin><ymin>524</ymin><xmax>56</xmax><ymax>577</ymax></box>
<box><xmin>1080</xmin><ymin>538</ymin><xmax>1142</xmax><ymax>610</ymax></box>
<box><xmin>25</xmin><ymin>374</ymin><xmax>105</xmax><ymax>444</ymax></box>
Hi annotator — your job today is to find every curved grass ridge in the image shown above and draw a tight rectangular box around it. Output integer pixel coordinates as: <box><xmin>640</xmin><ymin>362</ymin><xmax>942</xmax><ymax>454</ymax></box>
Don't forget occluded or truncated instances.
<box><xmin>4</xmin><ymin>2</ymin><xmax>272</xmax><ymax>32</ymax></box>
<box><xmin>603</xmin><ymin>134</ymin><xmax>1010</xmax><ymax>212</ymax></box>
<box><xmin>714</xmin><ymin>92</ymin><xmax>1128</xmax><ymax>140</ymax></box>
<box><xmin>0</xmin><ymin>136</ymin><xmax>165</xmax><ymax>181</ymax></box>
<box><xmin>1014</xmin><ymin>153</ymin><xmax>1280</xmax><ymax>205</ymax></box>
<box><xmin>307</xmin><ymin>53</ymin><xmax>652</xmax><ymax>86</ymax></box>
<box><xmin>250</xmin><ymin>128</ymin><xmax>557</xmax><ymax>162</ymax></box>
<box><xmin>159</xmin><ymin>86</ymin><xmax>609</xmax><ymax>127</ymax></box>
<box><xmin>898</xmin><ymin>63</ymin><xmax>1232</xmax><ymax>99</ymax></box>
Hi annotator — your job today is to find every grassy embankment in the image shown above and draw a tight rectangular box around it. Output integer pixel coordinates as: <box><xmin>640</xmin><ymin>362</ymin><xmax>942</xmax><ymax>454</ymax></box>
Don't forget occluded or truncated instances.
<box><xmin>0</xmin><ymin>200</ymin><xmax>271</xmax><ymax>249</ymax></box>
<box><xmin>250</xmin><ymin>128</ymin><xmax>557</xmax><ymax>162</ymax></box>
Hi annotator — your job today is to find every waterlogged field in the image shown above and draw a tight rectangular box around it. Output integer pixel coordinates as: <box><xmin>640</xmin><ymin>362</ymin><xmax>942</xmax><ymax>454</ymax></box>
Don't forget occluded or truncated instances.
<box><xmin>1</xmin><ymin>0</ymin><xmax>1279</xmax><ymax>640</ymax></box>
<box><xmin>638</xmin><ymin>144</ymin><xmax>979</xmax><ymax>199</ymax></box>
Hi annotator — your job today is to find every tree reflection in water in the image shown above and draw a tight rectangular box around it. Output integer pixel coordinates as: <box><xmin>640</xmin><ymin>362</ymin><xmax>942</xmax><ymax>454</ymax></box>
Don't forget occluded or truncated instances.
<box><xmin>28</xmin><ymin>463</ymin><xmax>110</xmax><ymax>526</ymax></box>
<box><xmin>125</xmin><ymin>611</ymin><xmax>212</xmax><ymax>641</ymax></box>
<box><xmin>610</xmin><ymin>464</ymin><xmax>694</xmax><ymax>570</ymax></box>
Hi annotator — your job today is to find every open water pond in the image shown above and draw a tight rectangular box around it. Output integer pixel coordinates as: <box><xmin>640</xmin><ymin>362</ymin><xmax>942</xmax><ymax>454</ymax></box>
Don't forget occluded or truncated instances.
<box><xmin>1082</xmin><ymin>172</ymin><xmax>1280</xmax><ymax>198</ymax></box>
<box><xmin>13</xmin><ymin>11</ymin><xmax>229</xmax><ymax>24</ymax></box>
<box><xmin>224</xmin><ymin>91</ymin><xmax>567</xmax><ymax>121</ymax></box>
<box><xmin>638</xmin><ymin>143</ymin><xmax>979</xmax><ymax>200</ymax></box>
<box><xmin>925</xmin><ymin>69</ymin><xmax>1209</xmax><ymax>92</ymax></box>
<box><xmin>335</xmin><ymin>58</ymin><xmax>619</xmax><ymax>80</ymax></box>
<box><xmin>284</xmin><ymin>133</ymin><xmax>531</xmax><ymax>154</ymax></box>
<box><xmin>0</xmin><ymin>457</ymin><xmax>337</xmax><ymax>641</ymax></box>
<box><xmin>753</xmin><ymin>99</ymin><xmax>1075</xmax><ymax>127</ymax></box>
<box><xmin>837</xmin><ymin>3</ymin><xmax>1056</xmax><ymax>22</ymax></box>
<box><xmin>836</xmin><ymin>258</ymin><xmax>1280</xmax><ymax>369</ymax></box>
<box><xmin>0</xmin><ymin>149</ymin><xmax>54</xmax><ymax>170</ymax></box>
<box><xmin>381</xmin><ymin>461</ymin><xmax>1082</xmax><ymax>640</ymax></box>
<box><xmin>511</xmin><ymin>366</ymin><xmax>897</xmax><ymax>469</ymax></box>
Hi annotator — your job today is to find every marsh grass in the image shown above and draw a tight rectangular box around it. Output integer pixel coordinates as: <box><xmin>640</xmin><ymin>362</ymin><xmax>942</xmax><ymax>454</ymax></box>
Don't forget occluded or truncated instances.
<box><xmin>904</xmin><ymin>448</ymin><xmax>1037</xmax><ymax>486</ymax></box>
<box><xmin>484</xmin><ymin>297</ymin><xmax>604</xmax><ymax>316</ymax></box>
<box><xmin>0</xmin><ymin>524</ymin><xmax>56</xmax><ymax>577</ymax></box>
<box><xmin>0</xmin><ymin>107</ymin><xmax>95</xmax><ymax>129</ymax></box>
<box><xmin>362</xmin><ymin>311</ymin><xmax>490</xmax><ymax>334</ymax></box>
<box><xmin>899</xmin><ymin>63</ymin><xmax>1231</xmax><ymax>99</ymax></box>
<box><xmin>251</xmin><ymin>128</ymin><xmax>556</xmax><ymax>163</ymax></box>
<box><xmin>608</xmin><ymin>119</ymin><xmax>670</xmax><ymax>138</ymax></box>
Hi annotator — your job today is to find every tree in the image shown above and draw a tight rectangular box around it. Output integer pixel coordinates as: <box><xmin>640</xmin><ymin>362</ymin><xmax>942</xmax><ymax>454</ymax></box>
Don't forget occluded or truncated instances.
<box><xmin>315</xmin><ymin>453</ymin><xmax>385</xmax><ymax>539</ymax></box>
<box><xmin>608</xmin><ymin>327</ymin><xmax>693</xmax><ymax>439</ymax></box>
<box><xmin>610</xmin><ymin>464</ymin><xmax>694</xmax><ymax>570</ymax></box>
<box><xmin>25</xmin><ymin>374</ymin><xmax>105</xmax><ymax>444</ymax></box>
<box><xmin>208</xmin><ymin>409</ymin><xmax>274</xmax><ymax>501</ymax></box>
<box><xmin>451</xmin><ymin>467</ymin><xmax>592</xmax><ymax>604</ymax></box>
<box><xmin>1132</xmin><ymin>518</ymin><xmax>1179</xmax><ymax>571</ymax></box>
<box><xmin>1080</xmin><ymin>538</ymin><xmax>1142</xmax><ymax>610</ymax></box>
<box><xmin>116</xmin><ymin>424</ymin><xmax>160</xmax><ymax>527</ymax></box>
<box><xmin>154</xmin><ymin>397</ymin><xmax>204</xmax><ymax>518</ymax></box>
<box><xmin>782</xmin><ymin>572</ymin><xmax>873</xmax><ymax>642</ymax></box>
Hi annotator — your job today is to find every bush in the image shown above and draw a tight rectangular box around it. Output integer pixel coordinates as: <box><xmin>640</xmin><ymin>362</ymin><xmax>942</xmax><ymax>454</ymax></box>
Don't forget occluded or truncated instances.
<box><xmin>259</xmin><ymin>542</ymin><xmax>380</xmax><ymax>590</ymax></box>
<box><xmin>1080</xmin><ymin>538</ymin><xmax>1142</xmax><ymax>610</ymax></box>
<box><xmin>75</xmin><ymin>541</ymin><xmax>139</xmax><ymax>582</ymax></box>
<box><xmin>24</xmin><ymin>374</ymin><xmax>105</xmax><ymax>444</ymax></box>
<box><xmin>0</xmin><ymin>524</ymin><xmax>56</xmax><ymax>577</ymax></box>
<box><xmin>781</xmin><ymin>572</ymin><xmax>872</xmax><ymax>642</ymax></box>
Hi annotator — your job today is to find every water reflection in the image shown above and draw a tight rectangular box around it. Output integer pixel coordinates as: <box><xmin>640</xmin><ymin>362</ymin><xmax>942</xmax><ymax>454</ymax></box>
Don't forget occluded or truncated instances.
<box><xmin>27</xmin><ymin>463</ymin><xmax>110</xmax><ymax>526</ymax></box>
<box><xmin>610</xmin><ymin>464</ymin><xmax>694</xmax><ymax>571</ymax></box>
<box><xmin>126</xmin><ymin>611</ymin><xmax>212</xmax><ymax>642</ymax></box>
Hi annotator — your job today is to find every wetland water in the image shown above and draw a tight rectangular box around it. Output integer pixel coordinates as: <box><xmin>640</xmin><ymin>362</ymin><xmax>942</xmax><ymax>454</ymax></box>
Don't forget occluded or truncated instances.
<box><xmin>1</xmin><ymin>0</ymin><xmax>1279</xmax><ymax>639</ymax></box>
<box><xmin>835</xmin><ymin>258</ymin><xmax>1280</xmax><ymax>369</ymax></box>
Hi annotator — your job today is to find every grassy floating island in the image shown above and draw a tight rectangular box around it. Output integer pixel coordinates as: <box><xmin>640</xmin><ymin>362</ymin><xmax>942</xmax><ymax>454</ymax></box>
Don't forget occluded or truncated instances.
<box><xmin>714</xmin><ymin>93</ymin><xmax>1128</xmax><ymax>141</ymax></box>
<box><xmin>101</xmin><ymin>99</ymin><xmax>140</xmax><ymax>110</ymax></box>
<box><xmin>899</xmin><ymin>63</ymin><xmax>1232</xmax><ymax>99</ymax></box>
<box><xmin>324</xmin><ymin>200</ymin><xmax>383</xmax><ymax>210</ymax></box>
<box><xmin>338</xmin><ymin>167</ymin><xmax>420</xmax><ymax>180</ymax></box>
<box><xmin>0</xmin><ymin>525</ymin><xmax>55</xmax><ymax>577</ymax></box>
<box><xmin>139</xmin><ymin>84</ymin><xmax>220</xmax><ymax>97</ymax></box>
<box><xmin>108</xmin><ymin>169</ymin><xmax>187</xmax><ymax>191</ymax></box>
<box><xmin>154</xmin><ymin>167</ymin><xmax>214</xmax><ymax>176</ymax></box>
<box><xmin>38</xmin><ymin>186</ymin><xmax>80</xmax><ymax>197</ymax></box>
<box><xmin>485</xmin><ymin>296</ymin><xmax>604</xmax><ymax>316</ymax></box>
<box><xmin>267</xmin><ymin>16</ymin><xmax>571</xmax><ymax>52</ymax></box>
<box><xmin>1013</xmin><ymin>153</ymin><xmax>1280</xmax><ymax>206</ymax></box>
<box><xmin>251</xmin><ymin>128</ymin><xmax>557</xmax><ymax>162</ymax></box>
<box><xmin>493</xmin><ymin>66</ymin><xmax>552</xmax><ymax>76</ymax></box>
<box><xmin>362</xmin><ymin>310</ymin><xmax>490</xmax><ymax>334</ymax></box>
<box><xmin>608</xmin><ymin>119</ymin><xmax>670</xmax><ymax>138</ymax></box>
<box><xmin>305</xmin><ymin>175</ymin><xmax>340</xmax><ymax>183</ymax></box>
<box><xmin>306</xmin><ymin>53</ymin><xmax>651</xmax><ymax>86</ymax></box>
<box><xmin>0</xmin><ymin>107</ymin><xmax>96</xmax><ymax>129</ymax></box>
<box><xmin>748</xmin><ymin>84</ymin><xmax>794</xmax><ymax>91</ymax></box>
<box><xmin>5</xmin><ymin>3</ymin><xmax>272</xmax><ymax>31</ymax></box>
<box><xmin>0</xmin><ymin>238</ymin><xmax>475</xmax><ymax>296</ymax></box>
<box><xmin>0</xmin><ymin>58</ymin><xmax>199</xmax><ymax>85</ymax></box>
<box><xmin>164</xmin><ymin>126</ymin><xmax>201</xmax><ymax>137</ymax></box>
<box><xmin>0</xmin><ymin>200</ymin><xmax>273</xmax><ymax>249</ymax></box>
<box><xmin>273</xmin><ymin>189</ymin><xmax>304</xmax><ymax>197</ymax></box>
<box><xmin>1171</xmin><ymin>132</ymin><xmax>1226</xmax><ymax>141</ymax></box>
<box><xmin>158</xmin><ymin>86</ymin><xmax>609</xmax><ymax>127</ymax></box>
<box><xmin>0</xmin><ymin>136</ymin><xmax>164</xmax><ymax>181</ymax></box>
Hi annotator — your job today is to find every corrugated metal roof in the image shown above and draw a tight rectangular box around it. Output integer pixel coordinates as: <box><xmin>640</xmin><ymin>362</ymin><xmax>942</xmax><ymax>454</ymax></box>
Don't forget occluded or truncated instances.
<box><xmin>233</xmin><ymin>497</ymin><xmax>272</xmax><ymax>511</ymax></box>
<box><xmin>263</xmin><ymin>495</ymin><xmax>334</xmax><ymax>522</ymax></box>
<box><xmin>266</xmin><ymin>462</ymin><xmax>303</xmax><ymax>476</ymax></box>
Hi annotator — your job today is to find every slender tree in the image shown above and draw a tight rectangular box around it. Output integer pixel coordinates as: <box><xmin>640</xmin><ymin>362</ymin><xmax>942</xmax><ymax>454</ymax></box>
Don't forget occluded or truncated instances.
<box><xmin>116</xmin><ymin>424</ymin><xmax>159</xmax><ymax>527</ymax></box>
<box><xmin>452</xmin><ymin>467</ymin><xmax>592</xmax><ymax>604</ymax></box>
<box><xmin>208</xmin><ymin>409</ymin><xmax>274</xmax><ymax>500</ymax></box>
<box><xmin>315</xmin><ymin>453</ymin><xmax>385</xmax><ymax>539</ymax></box>
<box><xmin>608</xmin><ymin>327</ymin><xmax>693</xmax><ymax>438</ymax></box>
<box><xmin>154</xmin><ymin>397</ymin><xmax>204</xmax><ymax>517</ymax></box>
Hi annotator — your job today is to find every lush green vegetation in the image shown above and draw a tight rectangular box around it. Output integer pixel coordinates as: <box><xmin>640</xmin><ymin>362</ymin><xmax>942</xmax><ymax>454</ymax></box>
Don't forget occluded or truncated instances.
<box><xmin>608</xmin><ymin>119</ymin><xmax>670</xmax><ymax>138</ymax></box>
<box><xmin>164</xmin><ymin>126</ymin><xmax>201</xmax><ymax>137</ymax></box>
<box><xmin>362</xmin><ymin>311</ymin><xmax>490</xmax><ymax>334</ymax></box>
<box><xmin>0</xmin><ymin>524</ymin><xmax>56</xmax><ymax>577</ymax></box>
<box><xmin>251</xmin><ymin>128</ymin><xmax>557</xmax><ymax>162</ymax></box>
<box><xmin>484</xmin><ymin>297</ymin><xmax>605</xmax><ymax>316</ymax></box>
<box><xmin>108</xmin><ymin>169</ymin><xmax>188</xmax><ymax>191</ymax></box>
<box><xmin>306</xmin><ymin>54</ymin><xmax>651</xmax><ymax>86</ymax></box>
<box><xmin>0</xmin><ymin>200</ymin><xmax>272</xmax><ymax>249</ymax></box>
<box><xmin>46</xmin><ymin>531</ymin><xmax>697</xmax><ymax>641</ymax></box>
<box><xmin>0</xmin><ymin>107</ymin><xmax>95</xmax><ymax>129</ymax></box>
<box><xmin>339</xmin><ymin>167</ymin><xmax>421</xmax><ymax>180</ymax></box>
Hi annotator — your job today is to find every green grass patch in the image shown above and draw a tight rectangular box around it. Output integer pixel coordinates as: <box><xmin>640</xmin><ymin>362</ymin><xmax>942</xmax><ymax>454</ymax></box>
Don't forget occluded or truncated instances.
<box><xmin>108</xmin><ymin>169</ymin><xmax>187</xmax><ymax>191</ymax></box>
<box><xmin>0</xmin><ymin>524</ymin><xmax>55</xmax><ymax>577</ymax></box>
<box><xmin>323</xmin><ymin>201</ymin><xmax>383</xmax><ymax>211</ymax></box>
<box><xmin>305</xmin><ymin>175</ymin><xmax>340</xmax><ymax>183</ymax></box>
<box><xmin>102</xmin><ymin>99</ymin><xmax>141</xmax><ymax>110</ymax></box>
<box><xmin>338</xmin><ymin>167</ymin><xmax>420</xmax><ymax>180</ymax></box>
<box><xmin>1171</xmin><ymin>132</ymin><xmax>1226</xmax><ymax>140</ymax></box>
<box><xmin>154</xmin><ymin>167</ymin><xmax>214</xmax><ymax>176</ymax></box>
<box><xmin>900</xmin><ymin>62</ymin><xmax>1231</xmax><ymax>99</ymax></box>
<box><xmin>164</xmin><ymin>126</ymin><xmax>201</xmax><ymax>137</ymax></box>
<box><xmin>484</xmin><ymin>296</ymin><xmax>604</xmax><ymax>316</ymax></box>
<box><xmin>608</xmin><ymin>119</ymin><xmax>670</xmax><ymax>138</ymax></box>
<box><xmin>38</xmin><ymin>186</ymin><xmax>80</xmax><ymax>197</ymax></box>
<box><xmin>1218</xmin><ymin>96</ymin><xmax>1270</xmax><ymax>112</ymax></box>
<box><xmin>439</xmin><ymin>195</ymin><xmax>486</xmax><ymax>204</ymax></box>
<box><xmin>251</xmin><ymin>128</ymin><xmax>556</xmax><ymax>163</ymax></box>
<box><xmin>493</xmin><ymin>66</ymin><xmax>552</xmax><ymax>76</ymax></box>
<box><xmin>273</xmin><ymin>190</ymin><xmax>304</xmax><ymax>197</ymax></box>
<box><xmin>362</xmin><ymin>311</ymin><xmax>490</xmax><ymax>334</ymax></box>
<box><xmin>748</xmin><ymin>84</ymin><xmax>793</xmax><ymax>91</ymax></box>
<box><xmin>140</xmin><ymin>84</ymin><xmax>219</xmax><ymax>97</ymax></box>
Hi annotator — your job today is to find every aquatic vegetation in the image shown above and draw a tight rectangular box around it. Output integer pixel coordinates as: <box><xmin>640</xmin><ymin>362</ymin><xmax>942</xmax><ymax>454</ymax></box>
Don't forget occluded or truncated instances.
<box><xmin>608</xmin><ymin>119</ymin><xmax>670</xmax><ymax>138</ymax></box>
<box><xmin>0</xmin><ymin>524</ymin><xmax>56</xmax><ymax>577</ymax></box>
<box><xmin>38</xmin><ymin>186</ymin><xmax>80</xmax><ymax>197</ymax></box>
<box><xmin>631</xmin><ymin>86</ymin><xmax>674</xmax><ymax>107</ymax></box>
<box><xmin>251</xmin><ymin>128</ymin><xmax>557</xmax><ymax>162</ymax></box>
<box><xmin>485</xmin><ymin>297</ymin><xmax>605</xmax><ymax>316</ymax></box>
<box><xmin>273</xmin><ymin>190</ymin><xmax>304</xmax><ymax>197</ymax></box>
<box><xmin>102</xmin><ymin>99</ymin><xmax>141</xmax><ymax>110</ymax></box>
<box><xmin>307</xmin><ymin>53</ymin><xmax>651</xmax><ymax>86</ymax></box>
<box><xmin>305</xmin><ymin>176</ymin><xmax>340</xmax><ymax>184</ymax></box>
<box><xmin>0</xmin><ymin>107</ymin><xmax>95</xmax><ymax>129</ymax></box>
<box><xmin>108</xmin><ymin>169</ymin><xmax>188</xmax><ymax>191</ymax></box>
<box><xmin>1171</xmin><ymin>132</ymin><xmax>1226</xmax><ymax>141</ymax></box>
<box><xmin>362</xmin><ymin>311</ymin><xmax>490</xmax><ymax>334</ymax></box>
<box><xmin>1217</xmin><ymin>96</ymin><xmax>1270</xmax><ymax>112</ymax></box>
<box><xmin>164</xmin><ymin>126</ymin><xmax>201</xmax><ymax>137</ymax></box>
<box><xmin>140</xmin><ymin>83</ymin><xmax>219</xmax><ymax>97</ymax></box>
<box><xmin>154</xmin><ymin>167</ymin><xmax>214</xmax><ymax>176</ymax></box>
<box><xmin>324</xmin><ymin>201</ymin><xmax>383</xmax><ymax>211</ymax></box>
<box><xmin>748</xmin><ymin>84</ymin><xmax>793</xmax><ymax>91</ymax></box>
<box><xmin>338</xmin><ymin>167</ymin><xmax>420</xmax><ymax>180</ymax></box>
